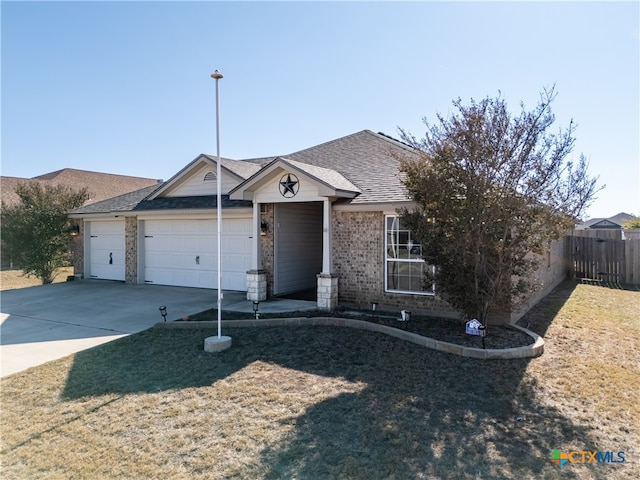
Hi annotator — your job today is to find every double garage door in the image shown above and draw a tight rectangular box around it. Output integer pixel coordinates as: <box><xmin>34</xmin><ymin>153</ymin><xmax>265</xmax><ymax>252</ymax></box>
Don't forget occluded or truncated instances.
<box><xmin>86</xmin><ymin>218</ymin><xmax>252</xmax><ymax>290</ymax></box>
<box><xmin>143</xmin><ymin>218</ymin><xmax>252</xmax><ymax>290</ymax></box>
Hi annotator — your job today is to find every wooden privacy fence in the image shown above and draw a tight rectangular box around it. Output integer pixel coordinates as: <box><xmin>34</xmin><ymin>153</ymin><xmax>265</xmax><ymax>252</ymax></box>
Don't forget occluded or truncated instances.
<box><xmin>569</xmin><ymin>234</ymin><xmax>640</xmax><ymax>285</ymax></box>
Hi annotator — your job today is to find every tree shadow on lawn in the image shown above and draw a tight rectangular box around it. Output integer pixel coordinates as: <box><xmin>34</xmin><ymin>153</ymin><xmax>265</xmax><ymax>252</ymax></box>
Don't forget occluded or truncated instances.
<box><xmin>516</xmin><ymin>280</ymin><xmax>578</xmax><ymax>338</ymax></box>
<box><xmin>253</xmin><ymin>329</ymin><xmax>595</xmax><ymax>479</ymax></box>
<box><xmin>61</xmin><ymin>325</ymin><xmax>596</xmax><ymax>478</ymax></box>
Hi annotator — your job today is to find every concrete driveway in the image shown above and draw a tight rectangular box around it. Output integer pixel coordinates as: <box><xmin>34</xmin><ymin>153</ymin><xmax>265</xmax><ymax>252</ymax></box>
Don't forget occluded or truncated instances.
<box><xmin>0</xmin><ymin>280</ymin><xmax>222</xmax><ymax>377</ymax></box>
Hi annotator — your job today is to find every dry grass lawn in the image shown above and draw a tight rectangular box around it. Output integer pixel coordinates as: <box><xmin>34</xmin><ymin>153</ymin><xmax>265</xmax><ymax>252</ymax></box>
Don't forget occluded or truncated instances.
<box><xmin>0</xmin><ymin>267</ymin><xmax>74</xmax><ymax>291</ymax></box>
<box><xmin>1</xmin><ymin>281</ymin><xmax>638</xmax><ymax>479</ymax></box>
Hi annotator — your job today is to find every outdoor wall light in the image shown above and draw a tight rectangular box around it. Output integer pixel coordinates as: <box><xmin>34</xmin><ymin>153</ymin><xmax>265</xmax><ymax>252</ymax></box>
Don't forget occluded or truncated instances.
<box><xmin>68</xmin><ymin>224</ymin><xmax>80</xmax><ymax>237</ymax></box>
<box><xmin>260</xmin><ymin>221</ymin><xmax>269</xmax><ymax>236</ymax></box>
<box><xmin>159</xmin><ymin>306</ymin><xmax>168</xmax><ymax>322</ymax></box>
<box><xmin>253</xmin><ymin>301</ymin><xmax>260</xmax><ymax>320</ymax></box>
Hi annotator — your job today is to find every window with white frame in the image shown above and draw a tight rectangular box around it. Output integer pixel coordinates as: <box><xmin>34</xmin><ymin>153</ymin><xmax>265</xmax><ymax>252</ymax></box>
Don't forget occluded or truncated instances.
<box><xmin>385</xmin><ymin>215</ymin><xmax>434</xmax><ymax>295</ymax></box>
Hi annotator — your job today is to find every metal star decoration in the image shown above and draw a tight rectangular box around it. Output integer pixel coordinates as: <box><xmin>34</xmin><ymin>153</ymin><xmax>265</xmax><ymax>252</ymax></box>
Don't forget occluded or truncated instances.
<box><xmin>279</xmin><ymin>173</ymin><xmax>299</xmax><ymax>198</ymax></box>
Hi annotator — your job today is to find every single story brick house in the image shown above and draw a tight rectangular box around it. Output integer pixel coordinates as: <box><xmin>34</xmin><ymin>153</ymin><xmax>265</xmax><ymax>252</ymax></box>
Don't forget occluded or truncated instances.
<box><xmin>69</xmin><ymin>130</ymin><xmax>567</xmax><ymax>323</ymax></box>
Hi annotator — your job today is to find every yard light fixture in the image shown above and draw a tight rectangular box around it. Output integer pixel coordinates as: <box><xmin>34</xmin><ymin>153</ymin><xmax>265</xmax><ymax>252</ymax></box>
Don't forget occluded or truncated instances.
<box><xmin>159</xmin><ymin>306</ymin><xmax>167</xmax><ymax>322</ymax></box>
<box><xmin>400</xmin><ymin>310</ymin><xmax>411</xmax><ymax>330</ymax></box>
<box><xmin>253</xmin><ymin>300</ymin><xmax>260</xmax><ymax>320</ymax></box>
<box><xmin>372</xmin><ymin>302</ymin><xmax>378</xmax><ymax>320</ymax></box>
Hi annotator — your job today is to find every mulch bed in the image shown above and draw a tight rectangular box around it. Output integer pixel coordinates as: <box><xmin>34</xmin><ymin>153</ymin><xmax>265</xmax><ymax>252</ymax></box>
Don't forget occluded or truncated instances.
<box><xmin>181</xmin><ymin>308</ymin><xmax>533</xmax><ymax>349</ymax></box>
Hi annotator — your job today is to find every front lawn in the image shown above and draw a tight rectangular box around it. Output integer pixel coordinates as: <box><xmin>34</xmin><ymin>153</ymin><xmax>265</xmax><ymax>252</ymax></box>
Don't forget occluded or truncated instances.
<box><xmin>1</xmin><ymin>282</ymin><xmax>638</xmax><ymax>479</ymax></box>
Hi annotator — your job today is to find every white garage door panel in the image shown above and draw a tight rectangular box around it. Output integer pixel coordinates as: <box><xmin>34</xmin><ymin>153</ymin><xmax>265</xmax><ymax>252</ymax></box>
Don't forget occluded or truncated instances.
<box><xmin>88</xmin><ymin>221</ymin><xmax>125</xmax><ymax>281</ymax></box>
<box><xmin>144</xmin><ymin>218</ymin><xmax>251</xmax><ymax>290</ymax></box>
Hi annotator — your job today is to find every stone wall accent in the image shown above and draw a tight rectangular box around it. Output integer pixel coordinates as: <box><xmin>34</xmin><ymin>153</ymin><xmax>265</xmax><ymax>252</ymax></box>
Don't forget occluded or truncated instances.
<box><xmin>246</xmin><ymin>269</ymin><xmax>267</xmax><ymax>301</ymax></box>
<box><xmin>317</xmin><ymin>273</ymin><xmax>338</xmax><ymax>310</ymax></box>
<box><xmin>125</xmin><ymin>217</ymin><xmax>137</xmax><ymax>284</ymax></box>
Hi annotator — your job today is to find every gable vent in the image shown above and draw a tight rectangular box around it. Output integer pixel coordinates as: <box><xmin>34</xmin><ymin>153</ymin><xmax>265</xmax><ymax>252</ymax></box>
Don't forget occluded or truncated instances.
<box><xmin>203</xmin><ymin>171</ymin><xmax>216</xmax><ymax>182</ymax></box>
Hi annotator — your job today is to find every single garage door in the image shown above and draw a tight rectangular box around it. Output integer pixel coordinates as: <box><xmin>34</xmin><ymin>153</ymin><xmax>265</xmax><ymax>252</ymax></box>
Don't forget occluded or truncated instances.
<box><xmin>143</xmin><ymin>218</ymin><xmax>252</xmax><ymax>290</ymax></box>
<box><xmin>88</xmin><ymin>221</ymin><xmax>125</xmax><ymax>281</ymax></box>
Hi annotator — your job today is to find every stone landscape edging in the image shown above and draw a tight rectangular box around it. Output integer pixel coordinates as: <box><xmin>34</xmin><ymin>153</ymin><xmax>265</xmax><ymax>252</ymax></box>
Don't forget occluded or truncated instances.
<box><xmin>155</xmin><ymin>317</ymin><xmax>544</xmax><ymax>359</ymax></box>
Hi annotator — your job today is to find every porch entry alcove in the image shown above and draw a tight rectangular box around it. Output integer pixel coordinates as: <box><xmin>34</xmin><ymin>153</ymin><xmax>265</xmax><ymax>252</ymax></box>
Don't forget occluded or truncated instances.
<box><xmin>274</xmin><ymin>202</ymin><xmax>323</xmax><ymax>298</ymax></box>
<box><xmin>229</xmin><ymin>156</ymin><xmax>362</xmax><ymax>309</ymax></box>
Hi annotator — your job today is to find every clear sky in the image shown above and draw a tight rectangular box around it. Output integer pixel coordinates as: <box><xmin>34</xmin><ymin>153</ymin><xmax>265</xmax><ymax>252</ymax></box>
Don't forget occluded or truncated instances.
<box><xmin>2</xmin><ymin>1</ymin><xmax>638</xmax><ymax>219</ymax></box>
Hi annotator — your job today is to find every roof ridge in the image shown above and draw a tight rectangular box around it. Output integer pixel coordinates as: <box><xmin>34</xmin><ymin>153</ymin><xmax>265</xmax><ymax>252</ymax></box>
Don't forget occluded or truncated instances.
<box><xmin>32</xmin><ymin>167</ymin><xmax>159</xmax><ymax>181</ymax></box>
<box><xmin>285</xmin><ymin>130</ymin><xmax>372</xmax><ymax>157</ymax></box>
<box><xmin>371</xmin><ymin>130</ymin><xmax>415</xmax><ymax>150</ymax></box>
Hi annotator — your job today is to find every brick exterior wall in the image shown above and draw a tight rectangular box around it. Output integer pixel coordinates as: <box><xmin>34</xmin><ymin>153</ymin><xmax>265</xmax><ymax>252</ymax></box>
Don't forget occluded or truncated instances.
<box><xmin>125</xmin><ymin>217</ymin><xmax>137</xmax><ymax>284</ymax></box>
<box><xmin>260</xmin><ymin>204</ymin><xmax>275</xmax><ymax>296</ymax></box>
<box><xmin>332</xmin><ymin>211</ymin><xmax>461</xmax><ymax>319</ymax></box>
<box><xmin>71</xmin><ymin>222</ymin><xmax>84</xmax><ymax>277</ymax></box>
<box><xmin>332</xmin><ymin>210</ymin><xmax>569</xmax><ymax>324</ymax></box>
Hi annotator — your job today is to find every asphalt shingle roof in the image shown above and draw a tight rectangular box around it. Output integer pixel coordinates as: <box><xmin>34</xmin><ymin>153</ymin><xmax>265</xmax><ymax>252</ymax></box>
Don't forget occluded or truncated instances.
<box><xmin>269</xmin><ymin>157</ymin><xmax>361</xmax><ymax>194</ymax></box>
<box><xmin>202</xmin><ymin>156</ymin><xmax>263</xmax><ymax>180</ymax></box>
<box><xmin>133</xmin><ymin>195</ymin><xmax>252</xmax><ymax>211</ymax></box>
<box><xmin>70</xmin><ymin>129</ymin><xmax>418</xmax><ymax>215</ymax></box>
<box><xmin>70</xmin><ymin>185</ymin><xmax>162</xmax><ymax>214</ymax></box>
<box><xmin>576</xmin><ymin>212</ymin><xmax>637</xmax><ymax>229</ymax></box>
<box><xmin>280</xmin><ymin>130</ymin><xmax>416</xmax><ymax>204</ymax></box>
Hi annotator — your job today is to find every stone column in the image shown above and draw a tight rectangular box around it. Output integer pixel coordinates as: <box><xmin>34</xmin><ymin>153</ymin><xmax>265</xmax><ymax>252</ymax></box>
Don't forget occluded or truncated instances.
<box><xmin>246</xmin><ymin>269</ymin><xmax>267</xmax><ymax>302</ymax></box>
<box><xmin>317</xmin><ymin>273</ymin><xmax>338</xmax><ymax>310</ymax></box>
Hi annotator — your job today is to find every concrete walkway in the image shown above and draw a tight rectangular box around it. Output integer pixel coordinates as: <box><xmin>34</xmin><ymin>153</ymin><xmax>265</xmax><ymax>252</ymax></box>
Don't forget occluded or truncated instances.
<box><xmin>1</xmin><ymin>280</ymin><xmax>315</xmax><ymax>377</ymax></box>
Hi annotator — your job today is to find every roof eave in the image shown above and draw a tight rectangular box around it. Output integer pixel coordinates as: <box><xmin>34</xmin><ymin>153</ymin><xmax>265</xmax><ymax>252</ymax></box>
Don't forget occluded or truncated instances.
<box><xmin>229</xmin><ymin>157</ymin><xmax>361</xmax><ymax>201</ymax></box>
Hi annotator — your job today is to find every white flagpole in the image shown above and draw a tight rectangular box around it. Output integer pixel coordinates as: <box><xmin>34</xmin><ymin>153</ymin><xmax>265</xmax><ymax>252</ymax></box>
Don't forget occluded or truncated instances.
<box><xmin>211</xmin><ymin>70</ymin><xmax>223</xmax><ymax>339</ymax></box>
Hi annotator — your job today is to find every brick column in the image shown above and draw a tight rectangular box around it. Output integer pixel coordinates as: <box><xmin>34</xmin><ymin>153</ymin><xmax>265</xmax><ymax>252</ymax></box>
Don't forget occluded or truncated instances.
<box><xmin>71</xmin><ymin>221</ymin><xmax>84</xmax><ymax>278</ymax></box>
<box><xmin>125</xmin><ymin>217</ymin><xmax>137</xmax><ymax>285</ymax></box>
<box><xmin>246</xmin><ymin>269</ymin><xmax>267</xmax><ymax>301</ymax></box>
<box><xmin>317</xmin><ymin>273</ymin><xmax>338</xmax><ymax>310</ymax></box>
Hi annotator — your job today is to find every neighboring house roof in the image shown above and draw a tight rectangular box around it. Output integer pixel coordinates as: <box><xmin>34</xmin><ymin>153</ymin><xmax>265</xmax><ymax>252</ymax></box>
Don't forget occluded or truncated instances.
<box><xmin>1</xmin><ymin>168</ymin><xmax>161</xmax><ymax>207</ymax></box>
<box><xmin>575</xmin><ymin>212</ymin><xmax>637</xmax><ymax>230</ymax></box>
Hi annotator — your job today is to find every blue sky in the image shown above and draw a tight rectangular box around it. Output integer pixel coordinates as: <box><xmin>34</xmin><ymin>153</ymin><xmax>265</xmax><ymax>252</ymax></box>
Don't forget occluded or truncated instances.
<box><xmin>2</xmin><ymin>1</ymin><xmax>638</xmax><ymax>219</ymax></box>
